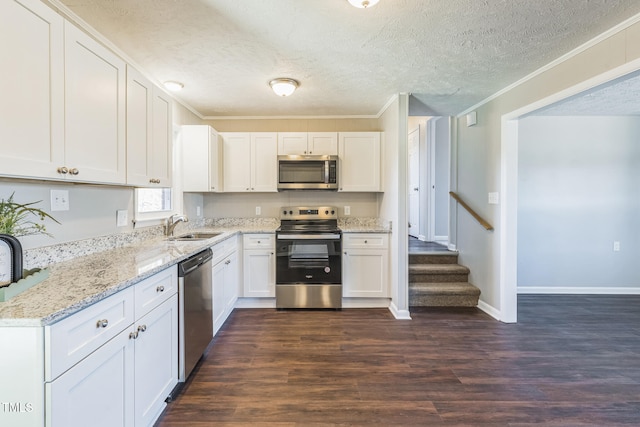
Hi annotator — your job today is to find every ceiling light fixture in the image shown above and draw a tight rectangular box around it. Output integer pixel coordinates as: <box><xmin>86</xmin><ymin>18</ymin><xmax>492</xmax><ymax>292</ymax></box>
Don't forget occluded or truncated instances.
<box><xmin>269</xmin><ymin>78</ymin><xmax>299</xmax><ymax>97</ymax></box>
<box><xmin>163</xmin><ymin>80</ymin><xmax>184</xmax><ymax>91</ymax></box>
<box><xmin>347</xmin><ymin>0</ymin><xmax>380</xmax><ymax>8</ymax></box>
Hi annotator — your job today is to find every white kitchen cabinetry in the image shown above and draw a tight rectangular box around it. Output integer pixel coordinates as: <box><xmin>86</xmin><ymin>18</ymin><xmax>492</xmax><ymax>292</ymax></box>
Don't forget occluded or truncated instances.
<box><xmin>342</xmin><ymin>234</ymin><xmax>389</xmax><ymax>298</ymax></box>
<box><xmin>45</xmin><ymin>266</ymin><xmax>178</xmax><ymax>427</ymax></box>
<box><xmin>211</xmin><ymin>237</ymin><xmax>239</xmax><ymax>335</ymax></box>
<box><xmin>221</xmin><ymin>132</ymin><xmax>278</xmax><ymax>192</ymax></box>
<box><xmin>126</xmin><ymin>71</ymin><xmax>173</xmax><ymax>187</ymax></box>
<box><xmin>338</xmin><ymin>132</ymin><xmax>382</xmax><ymax>192</ymax></box>
<box><xmin>277</xmin><ymin>132</ymin><xmax>338</xmax><ymax>155</ymax></box>
<box><xmin>243</xmin><ymin>234</ymin><xmax>275</xmax><ymax>297</ymax></box>
<box><xmin>63</xmin><ymin>22</ymin><xmax>127</xmax><ymax>184</ymax></box>
<box><xmin>0</xmin><ymin>0</ymin><xmax>64</xmax><ymax>181</ymax></box>
<box><xmin>182</xmin><ymin>125</ymin><xmax>223</xmax><ymax>192</ymax></box>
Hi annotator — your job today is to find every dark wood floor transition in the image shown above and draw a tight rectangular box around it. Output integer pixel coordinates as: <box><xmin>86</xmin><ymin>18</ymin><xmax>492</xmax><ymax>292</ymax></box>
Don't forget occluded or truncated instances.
<box><xmin>156</xmin><ymin>295</ymin><xmax>640</xmax><ymax>426</ymax></box>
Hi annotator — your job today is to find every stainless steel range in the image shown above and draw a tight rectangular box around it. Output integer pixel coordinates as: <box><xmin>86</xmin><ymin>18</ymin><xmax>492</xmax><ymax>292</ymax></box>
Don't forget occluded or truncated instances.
<box><xmin>276</xmin><ymin>206</ymin><xmax>342</xmax><ymax>309</ymax></box>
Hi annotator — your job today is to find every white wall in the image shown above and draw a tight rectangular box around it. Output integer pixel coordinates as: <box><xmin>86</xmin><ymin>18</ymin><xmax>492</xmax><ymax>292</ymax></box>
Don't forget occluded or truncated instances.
<box><xmin>202</xmin><ymin>192</ymin><xmax>379</xmax><ymax>218</ymax></box>
<box><xmin>378</xmin><ymin>94</ymin><xmax>410</xmax><ymax>318</ymax></box>
<box><xmin>0</xmin><ymin>180</ymin><xmax>133</xmax><ymax>250</ymax></box>
<box><xmin>518</xmin><ymin>115</ymin><xmax>640</xmax><ymax>289</ymax></box>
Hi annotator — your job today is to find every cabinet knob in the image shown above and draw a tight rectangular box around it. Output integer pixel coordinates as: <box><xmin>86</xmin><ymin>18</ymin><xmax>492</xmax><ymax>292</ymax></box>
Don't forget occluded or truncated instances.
<box><xmin>225</xmin><ymin>259</ymin><xmax>231</xmax><ymax>265</ymax></box>
<box><xmin>246</xmin><ymin>188</ymin><xmax>250</xmax><ymax>191</ymax></box>
<box><xmin>129</xmin><ymin>331</ymin><xmax>138</xmax><ymax>340</ymax></box>
<box><xmin>137</xmin><ymin>325</ymin><xmax>147</xmax><ymax>333</ymax></box>
<box><xmin>156</xmin><ymin>285</ymin><xmax>165</xmax><ymax>292</ymax></box>
<box><xmin>57</xmin><ymin>166</ymin><xmax>68</xmax><ymax>174</ymax></box>
<box><xmin>69</xmin><ymin>168</ymin><xmax>79</xmax><ymax>175</ymax></box>
<box><xmin>344</xmin><ymin>251</ymin><xmax>347</xmax><ymax>255</ymax></box>
<box><xmin>364</xmin><ymin>240</ymin><xmax>368</xmax><ymax>244</ymax></box>
<box><xmin>251</xmin><ymin>188</ymin><xmax>254</xmax><ymax>191</ymax></box>
<box><xmin>96</xmin><ymin>319</ymin><xmax>109</xmax><ymax>328</ymax></box>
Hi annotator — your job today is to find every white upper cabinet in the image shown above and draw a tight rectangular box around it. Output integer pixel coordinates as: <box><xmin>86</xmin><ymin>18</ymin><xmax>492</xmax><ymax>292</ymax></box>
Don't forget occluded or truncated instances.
<box><xmin>222</xmin><ymin>132</ymin><xmax>277</xmax><ymax>192</ymax></box>
<box><xmin>308</xmin><ymin>132</ymin><xmax>338</xmax><ymax>155</ymax></box>
<box><xmin>0</xmin><ymin>0</ymin><xmax>64</xmax><ymax>180</ymax></box>
<box><xmin>338</xmin><ymin>132</ymin><xmax>382</xmax><ymax>192</ymax></box>
<box><xmin>150</xmin><ymin>86</ymin><xmax>173</xmax><ymax>186</ymax></box>
<box><xmin>182</xmin><ymin>125</ymin><xmax>222</xmax><ymax>192</ymax></box>
<box><xmin>64</xmin><ymin>22</ymin><xmax>127</xmax><ymax>184</ymax></box>
<box><xmin>277</xmin><ymin>132</ymin><xmax>308</xmax><ymax>154</ymax></box>
<box><xmin>126</xmin><ymin>67</ymin><xmax>153</xmax><ymax>186</ymax></box>
<box><xmin>277</xmin><ymin>132</ymin><xmax>338</xmax><ymax>155</ymax></box>
<box><xmin>127</xmin><ymin>72</ymin><xmax>173</xmax><ymax>188</ymax></box>
<box><xmin>251</xmin><ymin>133</ymin><xmax>278</xmax><ymax>192</ymax></box>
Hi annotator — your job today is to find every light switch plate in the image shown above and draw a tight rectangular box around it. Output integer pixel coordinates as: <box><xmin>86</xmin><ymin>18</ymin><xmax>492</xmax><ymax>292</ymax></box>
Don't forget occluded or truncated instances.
<box><xmin>344</xmin><ymin>206</ymin><xmax>351</xmax><ymax>215</ymax></box>
<box><xmin>255</xmin><ymin>206</ymin><xmax>261</xmax><ymax>216</ymax></box>
<box><xmin>488</xmin><ymin>192</ymin><xmax>499</xmax><ymax>205</ymax></box>
<box><xmin>50</xmin><ymin>190</ymin><xmax>69</xmax><ymax>211</ymax></box>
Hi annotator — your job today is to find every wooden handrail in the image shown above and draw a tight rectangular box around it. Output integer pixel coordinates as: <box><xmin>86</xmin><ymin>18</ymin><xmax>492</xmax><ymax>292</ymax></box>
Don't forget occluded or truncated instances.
<box><xmin>449</xmin><ymin>191</ymin><xmax>494</xmax><ymax>231</ymax></box>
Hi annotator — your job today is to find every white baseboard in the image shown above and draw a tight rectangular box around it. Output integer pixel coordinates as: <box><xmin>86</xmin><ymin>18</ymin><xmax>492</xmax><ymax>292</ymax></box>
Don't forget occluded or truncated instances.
<box><xmin>518</xmin><ymin>286</ymin><xmax>640</xmax><ymax>294</ymax></box>
<box><xmin>234</xmin><ymin>297</ymin><xmax>276</xmax><ymax>308</ymax></box>
<box><xmin>476</xmin><ymin>299</ymin><xmax>501</xmax><ymax>321</ymax></box>
<box><xmin>389</xmin><ymin>301</ymin><xmax>412</xmax><ymax>320</ymax></box>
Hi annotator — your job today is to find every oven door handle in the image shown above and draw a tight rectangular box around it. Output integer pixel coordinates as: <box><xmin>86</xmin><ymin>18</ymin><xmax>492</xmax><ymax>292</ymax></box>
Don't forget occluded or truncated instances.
<box><xmin>277</xmin><ymin>234</ymin><xmax>341</xmax><ymax>240</ymax></box>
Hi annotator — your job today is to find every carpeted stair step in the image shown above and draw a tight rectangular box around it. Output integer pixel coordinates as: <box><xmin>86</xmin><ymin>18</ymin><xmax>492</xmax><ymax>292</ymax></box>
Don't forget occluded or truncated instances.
<box><xmin>409</xmin><ymin>282</ymin><xmax>481</xmax><ymax>307</ymax></box>
<box><xmin>409</xmin><ymin>264</ymin><xmax>470</xmax><ymax>283</ymax></box>
<box><xmin>409</xmin><ymin>252</ymin><xmax>459</xmax><ymax>265</ymax></box>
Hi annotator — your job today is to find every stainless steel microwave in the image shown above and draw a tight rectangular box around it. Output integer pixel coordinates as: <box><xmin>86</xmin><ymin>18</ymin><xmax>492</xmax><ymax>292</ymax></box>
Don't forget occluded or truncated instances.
<box><xmin>277</xmin><ymin>155</ymin><xmax>338</xmax><ymax>190</ymax></box>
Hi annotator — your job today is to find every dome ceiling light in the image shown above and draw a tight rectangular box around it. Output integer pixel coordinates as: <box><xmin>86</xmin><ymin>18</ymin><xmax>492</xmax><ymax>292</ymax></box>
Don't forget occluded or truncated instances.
<box><xmin>269</xmin><ymin>78</ymin><xmax>299</xmax><ymax>97</ymax></box>
<box><xmin>347</xmin><ymin>0</ymin><xmax>380</xmax><ymax>8</ymax></box>
<box><xmin>163</xmin><ymin>81</ymin><xmax>184</xmax><ymax>91</ymax></box>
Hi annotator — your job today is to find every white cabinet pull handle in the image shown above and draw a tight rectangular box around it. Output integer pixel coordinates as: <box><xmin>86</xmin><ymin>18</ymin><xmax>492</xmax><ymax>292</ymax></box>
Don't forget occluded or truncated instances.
<box><xmin>156</xmin><ymin>285</ymin><xmax>165</xmax><ymax>292</ymax></box>
<box><xmin>96</xmin><ymin>319</ymin><xmax>109</xmax><ymax>328</ymax></box>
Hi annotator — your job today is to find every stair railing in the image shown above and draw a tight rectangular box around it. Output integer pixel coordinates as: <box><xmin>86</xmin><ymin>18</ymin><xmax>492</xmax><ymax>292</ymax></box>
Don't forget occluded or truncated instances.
<box><xmin>449</xmin><ymin>191</ymin><xmax>494</xmax><ymax>231</ymax></box>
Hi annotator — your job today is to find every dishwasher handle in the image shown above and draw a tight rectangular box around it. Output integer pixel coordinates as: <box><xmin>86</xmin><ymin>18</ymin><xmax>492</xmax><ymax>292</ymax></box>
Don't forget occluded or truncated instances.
<box><xmin>178</xmin><ymin>248</ymin><xmax>213</xmax><ymax>277</ymax></box>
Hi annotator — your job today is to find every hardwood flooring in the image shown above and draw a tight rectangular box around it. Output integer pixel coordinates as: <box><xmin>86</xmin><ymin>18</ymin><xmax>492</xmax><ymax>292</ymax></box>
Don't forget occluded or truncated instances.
<box><xmin>156</xmin><ymin>295</ymin><xmax>640</xmax><ymax>426</ymax></box>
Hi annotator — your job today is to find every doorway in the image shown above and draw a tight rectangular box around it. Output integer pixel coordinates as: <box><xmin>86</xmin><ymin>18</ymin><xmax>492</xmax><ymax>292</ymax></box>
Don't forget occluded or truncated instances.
<box><xmin>407</xmin><ymin>116</ymin><xmax>451</xmax><ymax>244</ymax></box>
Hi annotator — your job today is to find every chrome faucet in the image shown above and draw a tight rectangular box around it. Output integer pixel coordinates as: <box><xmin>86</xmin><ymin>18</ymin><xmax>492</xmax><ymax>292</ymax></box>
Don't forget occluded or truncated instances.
<box><xmin>166</xmin><ymin>214</ymin><xmax>188</xmax><ymax>236</ymax></box>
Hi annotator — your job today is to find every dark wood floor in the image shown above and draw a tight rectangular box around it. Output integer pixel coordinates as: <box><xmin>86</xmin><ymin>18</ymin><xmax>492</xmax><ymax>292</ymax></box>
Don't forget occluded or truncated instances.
<box><xmin>156</xmin><ymin>295</ymin><xmax>640</xmax><ymax>426</ymax></box>
<box><xmin>409</xmin><ymin>237</ymin><xmax>450</xmax><ymax>253</ymax></box>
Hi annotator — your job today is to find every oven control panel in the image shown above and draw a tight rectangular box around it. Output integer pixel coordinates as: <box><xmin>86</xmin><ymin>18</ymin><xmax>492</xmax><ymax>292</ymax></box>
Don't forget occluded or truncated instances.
<box><xmin>280</xmin><ymin>206</ymin><xmax>337</xmax><ymax>220</ymax></box>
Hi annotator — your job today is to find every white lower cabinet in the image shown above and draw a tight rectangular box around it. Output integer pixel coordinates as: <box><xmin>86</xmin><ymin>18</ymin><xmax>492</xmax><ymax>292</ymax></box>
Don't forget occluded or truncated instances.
<box><xmin>47</xmin><ymin>326</ymin><xmax>135</xmax><ymax>427</ymax></box>
<box><xmin>44</xmin><ymin>266</ymin><xmax>178</xmax><ymax>427</ymax></box>
<box><xmin>212</xmin><ymin>238</ymin><xmax>239</xmax><ymax>335</ymax></box>
<box><xmin>242</xmin><ymin>234</ymin><xmax>275</xmax><ymax>298</ymax></box>
<box><xmin>342</xmin><ymin>234</ymin><xmax>389</xmax><ymax>298</ymax></box>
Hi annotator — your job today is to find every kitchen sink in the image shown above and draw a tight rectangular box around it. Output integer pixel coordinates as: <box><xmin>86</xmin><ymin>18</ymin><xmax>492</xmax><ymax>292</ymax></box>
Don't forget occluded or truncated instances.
<box><xmin>167</xmin><ymin>232</ymin><xmax>222</xmax><ymax>241</ymax></box>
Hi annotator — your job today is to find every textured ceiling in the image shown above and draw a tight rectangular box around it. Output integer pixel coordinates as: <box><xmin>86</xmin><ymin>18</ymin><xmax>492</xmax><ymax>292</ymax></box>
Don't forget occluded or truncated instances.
<box><xmin>55</xmin><ymin>0</ymin><xmax>640</xmax><ymax>117</ymax></box>
<box><xmin>531</xmin><ymin>70</ymin><xmax>640</xmax><ymax>116</ymax></box>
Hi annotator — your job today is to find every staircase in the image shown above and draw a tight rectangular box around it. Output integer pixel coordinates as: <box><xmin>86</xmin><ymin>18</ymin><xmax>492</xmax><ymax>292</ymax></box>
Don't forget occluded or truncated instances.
<box><xmin>409</xmin><ymin>251</ymin><xmax>481</xmax><ymax>307</ymax></box>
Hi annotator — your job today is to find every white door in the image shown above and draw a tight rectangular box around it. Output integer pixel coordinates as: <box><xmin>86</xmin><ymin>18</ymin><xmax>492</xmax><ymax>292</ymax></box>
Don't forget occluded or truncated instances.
<box><xmin>408</xmin><ymin>128</ymin><xmax>420</xmax><ymax>238</ymax></box>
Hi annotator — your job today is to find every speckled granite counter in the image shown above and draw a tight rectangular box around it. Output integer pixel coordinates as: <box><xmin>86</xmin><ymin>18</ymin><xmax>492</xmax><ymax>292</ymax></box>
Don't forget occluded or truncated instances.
<box><xmin>339</xmin><ymin>217</ymin><xmax>391</xmax><ymax>233</ymax></box>
<box><xmin>0</xmin><ymin>216</ymin><xmax>389</xmax><ymax>327</ymax></box>
<box><xmin>0</xmin><ymin>219</ymin><xmax>278</xmax><ymax>327</ymax></box>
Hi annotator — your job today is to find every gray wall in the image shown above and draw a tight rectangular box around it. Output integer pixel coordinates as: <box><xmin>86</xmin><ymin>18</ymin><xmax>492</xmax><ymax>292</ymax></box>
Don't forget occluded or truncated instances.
<box><xmin>518</xmin><ymin>116</ymin><xmax>640</xmax><ymax>289</ymax></box>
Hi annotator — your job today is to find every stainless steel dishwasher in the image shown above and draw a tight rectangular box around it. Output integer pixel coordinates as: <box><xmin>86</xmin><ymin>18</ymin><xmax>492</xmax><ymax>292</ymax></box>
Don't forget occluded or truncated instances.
<box><xmin>177</xmin><ymin>248</ymin><xmax>213</xmax><ymax>382</ymax></box>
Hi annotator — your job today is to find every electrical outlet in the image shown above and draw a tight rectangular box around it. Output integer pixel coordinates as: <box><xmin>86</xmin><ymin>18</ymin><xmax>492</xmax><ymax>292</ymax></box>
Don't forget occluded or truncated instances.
<box><xmin>255</xmin><ymin>206</ymin><xmax>261</xmax><ymax>216</ymax></box>
<box><xmin>613</xmin><ymin>241</ymin><xmax>621</xmax><ymax>252</ymax></box>
<box><xmin>50</xmin><ymin>190</ymin><xmax>69</xmax><ymax>211</ymax></box>
<box><xmin>344</xmin><ymin>206</ymin><xmax>351</xmax><ymax>216</ymax></box>
<box><xmin>196</xmin><ymin>206</ymin><xmax>201</xmax><ymax>217</ymax></box>
<box><xmin>116</xmin><ymin>210</ymin><xmax>128</xmax><ymax>227</ymax></box>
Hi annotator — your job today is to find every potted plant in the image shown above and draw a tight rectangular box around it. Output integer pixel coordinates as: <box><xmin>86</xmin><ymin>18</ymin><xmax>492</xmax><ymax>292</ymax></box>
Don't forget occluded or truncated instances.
<box><xmin>0</xmin><ymin>192</ymin><xmax>59</xmax><ymax>288</ymax></box>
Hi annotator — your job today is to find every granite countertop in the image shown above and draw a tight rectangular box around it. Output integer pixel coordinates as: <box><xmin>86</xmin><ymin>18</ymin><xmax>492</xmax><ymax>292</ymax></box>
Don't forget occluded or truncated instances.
<box><xmin>0</xmin><ymin>226</ymin><xmax>269</xmax><ymax>327</ymax></box>
<box><xmin>0</xmin><ymin>217</ymin><xmax>389</xmax><ymax>327</ymax></box>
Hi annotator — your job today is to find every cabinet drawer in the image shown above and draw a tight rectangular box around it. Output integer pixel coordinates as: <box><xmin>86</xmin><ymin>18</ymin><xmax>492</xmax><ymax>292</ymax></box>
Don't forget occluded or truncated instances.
<box><xmin>46</xmin><ymin>287</ymin><xmax>134</xmax><ymax>381</ymax></box>
<box><xmin>243</xmin><ymin>234</ymin><xmax>274</xmax><ymax>249</ymax></box>
<box><xmin>134</xmin><ymin>266</ymin><xmax>177</xmax><ymax>318</ymax></box>
<box><xmin>211</xmin><ymin>235</ymin><xmax>237</xmax><ymax>265</ymax></box>
<box><xmin>343</xmin><ymin>234</ymin><xmax>389</xmax><ymax>249</ymax></box>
